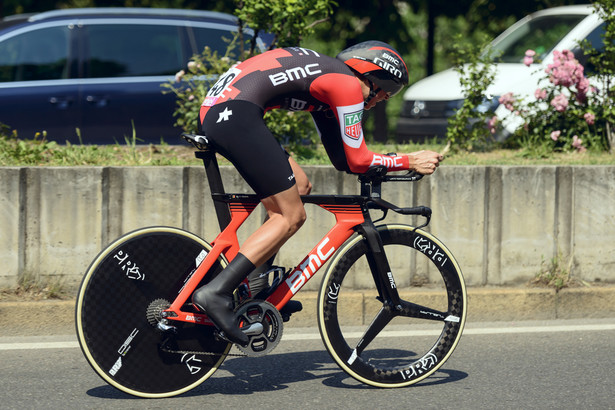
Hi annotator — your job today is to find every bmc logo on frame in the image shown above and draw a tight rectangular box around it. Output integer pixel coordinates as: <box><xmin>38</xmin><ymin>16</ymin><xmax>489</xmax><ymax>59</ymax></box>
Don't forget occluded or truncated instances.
<box><xmin>286</xmin><ymin>237</ymin><xmax>336</xmax><ymax>294</ymax></box>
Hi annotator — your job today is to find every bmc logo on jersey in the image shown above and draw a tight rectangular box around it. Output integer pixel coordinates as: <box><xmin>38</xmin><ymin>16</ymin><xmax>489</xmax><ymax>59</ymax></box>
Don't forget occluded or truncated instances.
<box><xmin>269</xmin><ymin>64</ymin><xmax>322</xmax><ymax>86</ymax></box>
<box><xmin>344</xmin><ymin>111</ymin><xmax>363</xmax><ymax>140</ymax></box>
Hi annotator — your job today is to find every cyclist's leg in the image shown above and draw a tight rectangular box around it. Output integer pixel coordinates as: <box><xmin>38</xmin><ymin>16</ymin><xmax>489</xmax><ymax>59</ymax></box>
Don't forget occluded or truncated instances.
<box><xmin>242</xmin><ymin>185</ymin><xmax>305</xmax><ymax>263</ymax></box>
<box><xmin>248</xmin><ymin>154</ymin><xmax>311</xmax><ymax>294</ymax></box>
<box><xmin>192</xmin><ymin>101</ymin><xmax>306</xmax><ymax>344</ymax></box>
<box><xmin>199</xmin><ymin>101</ymin><xmax>307</xmax><ymax>264</ymax></box>
<box><xmin>288</xmin><ymin>155</ymin><xmax>312</xmax><ymax>195</ymax></box>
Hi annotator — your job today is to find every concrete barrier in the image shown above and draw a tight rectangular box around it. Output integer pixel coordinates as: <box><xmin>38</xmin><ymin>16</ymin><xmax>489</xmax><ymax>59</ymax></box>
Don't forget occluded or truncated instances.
<box><xmin>1</xmin><ymin>165</ymin><xmax>613</xmax><ymax>290</ymax></box>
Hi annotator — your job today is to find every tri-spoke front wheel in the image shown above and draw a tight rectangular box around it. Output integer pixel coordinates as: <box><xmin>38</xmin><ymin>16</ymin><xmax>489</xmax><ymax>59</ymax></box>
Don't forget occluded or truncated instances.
<box><xmin>317</xmin><ymin>225</ymin><xmax>467</xmax><ymax>387</ymax></box>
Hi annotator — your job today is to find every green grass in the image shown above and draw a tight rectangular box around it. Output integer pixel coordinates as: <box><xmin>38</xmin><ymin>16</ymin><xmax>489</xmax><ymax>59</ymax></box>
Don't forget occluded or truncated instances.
<box><xmin>0</xmin><ymin>271</ymin><xmax>69</xmax><ymax>301</ymax></box>
<box><xmin>1</xmin><ymin>131</ymin><xmax>614</xmax><ymax>167</ymax></box>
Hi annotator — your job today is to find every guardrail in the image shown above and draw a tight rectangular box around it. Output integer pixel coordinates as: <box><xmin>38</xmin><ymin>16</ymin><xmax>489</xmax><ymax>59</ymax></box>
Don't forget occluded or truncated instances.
<box><xmin>1</xmin><ymin>165</ymin><xmax>613</xmax><ymax>289</ymax></box>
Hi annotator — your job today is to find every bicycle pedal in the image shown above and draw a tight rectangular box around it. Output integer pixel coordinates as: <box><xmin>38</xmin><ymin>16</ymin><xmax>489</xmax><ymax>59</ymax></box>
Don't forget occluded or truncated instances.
<box><xmin>214</xmin><ymin>330</ymin><xmax>232</xmax><ymax>344</ymax></box>
<box><xmin>252</xmin><ymin>266</ymin><xmax>287</xmax><ymax>299</ymax></box>
<box><xmin>280</xmin><ymin>300</ymin><xmax>302</xmax><ymax>322</ymax></box>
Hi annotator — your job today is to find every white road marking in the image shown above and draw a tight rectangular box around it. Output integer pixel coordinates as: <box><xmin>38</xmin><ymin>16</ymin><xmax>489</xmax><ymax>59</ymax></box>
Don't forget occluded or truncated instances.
<box><xmin>0</xmin><ymin>341</ymin><xmax>79</xmax><ymax>350</ymax></box>
<box><xmin>1</xmin><ymin>323</ymin><xmax>614</xmax><ymax>350</ymax></box>
<box><xmin>281</xmin><ymin>323</ymin><xmax>615</xmax><ymax>340</ymax></box>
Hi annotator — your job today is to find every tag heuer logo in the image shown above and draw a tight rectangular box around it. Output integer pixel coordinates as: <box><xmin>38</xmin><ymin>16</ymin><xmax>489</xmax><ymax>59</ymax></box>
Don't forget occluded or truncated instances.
<box><xmin>344</xmin><ymin>110</ymin><xmax>363</xmax><ymax>140</ymax></box>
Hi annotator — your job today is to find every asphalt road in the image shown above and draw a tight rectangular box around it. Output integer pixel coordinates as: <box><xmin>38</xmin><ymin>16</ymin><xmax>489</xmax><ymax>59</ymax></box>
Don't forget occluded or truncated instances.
<box><xmin>1</xmin><ymin>319</ymin><xmax>614</xmax><ymax>409</ymax></box>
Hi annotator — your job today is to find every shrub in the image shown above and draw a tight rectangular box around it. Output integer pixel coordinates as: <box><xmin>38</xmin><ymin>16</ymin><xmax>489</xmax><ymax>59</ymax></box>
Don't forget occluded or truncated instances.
<box><xmin>446</xmin><ymin>34</ymin><xmax>498</xmax><ymax>152</ymax></box>
<box><xmin>498</xmin><ymin>49</ymin><xmax>608</xmax><ymax>156</ymax></box>
<box><xmin>498</xmin><ymin>0</ymin><xmax>615</xmax><ymax>155</ymax></box>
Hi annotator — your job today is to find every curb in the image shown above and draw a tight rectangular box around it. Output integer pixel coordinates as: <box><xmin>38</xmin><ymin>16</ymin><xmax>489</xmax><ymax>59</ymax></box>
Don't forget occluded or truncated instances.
<box><xmin>2</xmin><ymin>287</ymin><xmax>614</xmax><ymax>336</ymax></box>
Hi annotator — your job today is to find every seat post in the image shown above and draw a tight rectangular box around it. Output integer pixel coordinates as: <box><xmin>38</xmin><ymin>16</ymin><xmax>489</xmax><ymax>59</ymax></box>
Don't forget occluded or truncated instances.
<box><xmin>195</xmin><ymin>150</ymin><xmax>231</xmax><ymax>230</ymax></box>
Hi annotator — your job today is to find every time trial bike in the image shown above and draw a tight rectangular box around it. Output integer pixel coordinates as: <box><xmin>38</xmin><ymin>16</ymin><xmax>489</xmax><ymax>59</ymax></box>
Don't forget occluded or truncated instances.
<box><xmin>75</xmin><ymin>133</ymin><xmax>467</xmax><ymax>398</ymax></box>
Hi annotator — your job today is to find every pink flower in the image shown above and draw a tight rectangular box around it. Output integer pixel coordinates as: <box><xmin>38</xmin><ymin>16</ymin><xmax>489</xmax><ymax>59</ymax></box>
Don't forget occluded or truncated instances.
<box><xmin>572</xmin><ymin>135</ymin><xmax>586</xmax><ymax>152</ymax></box>
<box><xmin>488</xmin><ymin>116</ymin><xmax>498</xmax><ymax>134</ymax></box>
<box><xmin>498</xmin><ymin>92</ymin><xmax>515</xmax><ymax>111</ymax></box>
<box><xmin>174</xmin><ymin>69</ymin><xmax>185</xmax><ymax>83</ymax></box>
<box><xmin>550</xmin><ymin>94</ymin><xmax>569</xmax><ymax>112</ymax></box>
<box><xmin>584</xmin><ymin>112</ymin><xmax>595</xmax><ymax>125</ymax></box>
<box><xmin>576</xmin><ymin>77</ymin><xmax>590</xmax><ymax>103</ymax></box>
<box><xmin>546</xmin><ymin>49</ymin><xmax>585</xmax><ymax>88</ymax></box>
<box><xmin>524</xmin><ymin>49</ymin><xmax>536</xmax><ymax>66</ymax></box>
<box><xmin>550</xmin><ymin>130</ymin><xmax>561</xmax><ymax>141</ymax></box>
<box><xmin>187</xmin><ymin>61</ymin><xmax>203</xmax><ymax>72</ymax></box>
<box><xmin>534</xmin><ymin>88</ymin><xmax>547</xmax><ymax>100</ymax></box>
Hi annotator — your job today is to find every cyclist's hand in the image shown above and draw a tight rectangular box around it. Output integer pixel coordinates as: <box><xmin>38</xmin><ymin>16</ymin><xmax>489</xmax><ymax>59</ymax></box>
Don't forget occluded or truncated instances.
<box><xmin>406</xmin><ymin>150</ymin><xmax>443</xmax><ymax>175</ymax></box>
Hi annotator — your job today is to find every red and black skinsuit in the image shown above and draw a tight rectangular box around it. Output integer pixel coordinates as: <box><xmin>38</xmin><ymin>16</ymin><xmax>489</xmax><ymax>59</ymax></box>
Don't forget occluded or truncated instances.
<box><xmin>199</xmin><ymin>46</ymin><xmax>410</xmax><ymax>198</ymax></box>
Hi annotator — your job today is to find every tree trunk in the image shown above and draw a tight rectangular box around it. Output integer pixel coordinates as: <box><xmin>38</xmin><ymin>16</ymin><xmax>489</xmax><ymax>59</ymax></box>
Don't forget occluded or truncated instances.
<box><xmin>427</xmin><ymin>1</ymin><xmax>436</xmax><ymax>76</ymax></box>
<box><xmin>608</xmin><ymin>122</ymin><xmax>615</xmax><ymax>154</ymax></box>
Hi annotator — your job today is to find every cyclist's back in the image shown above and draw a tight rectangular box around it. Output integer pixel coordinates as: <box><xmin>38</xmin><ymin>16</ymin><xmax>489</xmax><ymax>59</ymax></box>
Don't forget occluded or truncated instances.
<box><xmin>200</xmin><ymin>47</ymin><xmax>349</xmax><ymax>115</ymax></box>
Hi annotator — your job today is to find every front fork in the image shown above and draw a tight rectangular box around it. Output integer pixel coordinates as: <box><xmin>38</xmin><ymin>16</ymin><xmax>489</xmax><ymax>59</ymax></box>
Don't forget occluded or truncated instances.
<box><xmin>349</xmin><ymin>221</ymin><xmax>407</xmax><ymax>358</ymax></box>
<box><xmin>356</xmin><ymin>221</ymin><xmax>403</xmax><ymax>310</ymax></box>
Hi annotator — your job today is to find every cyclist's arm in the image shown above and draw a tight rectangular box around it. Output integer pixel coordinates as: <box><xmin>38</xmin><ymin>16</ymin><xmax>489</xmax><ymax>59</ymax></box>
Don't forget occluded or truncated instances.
<box><xmin>310</xmin><ymin>73</ymin><xmax>409</xmax><ymax>174</ymax></box>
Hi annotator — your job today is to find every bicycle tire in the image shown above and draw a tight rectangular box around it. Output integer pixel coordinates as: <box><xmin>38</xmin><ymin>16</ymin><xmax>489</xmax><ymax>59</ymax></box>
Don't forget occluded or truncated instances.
<box><xmin>317</xmin><ymin>224</ymin><xmax>467</xmax><ymax>387</ymax></box>
<box><xmin>76</xmin><ymin>226</ymin><xmax>230</xmax><ymax>398</ymax></box>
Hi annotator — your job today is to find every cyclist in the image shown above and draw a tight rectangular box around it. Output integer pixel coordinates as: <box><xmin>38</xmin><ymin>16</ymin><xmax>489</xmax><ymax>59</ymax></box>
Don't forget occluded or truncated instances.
<box><xmin>192</xmin><ymin>41</ymin><xmax>443</xmax><ymax>345</ymax></box>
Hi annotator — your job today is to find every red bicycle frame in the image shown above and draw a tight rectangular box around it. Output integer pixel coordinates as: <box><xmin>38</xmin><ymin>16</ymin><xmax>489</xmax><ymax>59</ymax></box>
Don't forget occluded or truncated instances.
<box><xmin>164</xmin><ymin>138</ymin><xmax>430</xmax><ymax>326</ymax></box>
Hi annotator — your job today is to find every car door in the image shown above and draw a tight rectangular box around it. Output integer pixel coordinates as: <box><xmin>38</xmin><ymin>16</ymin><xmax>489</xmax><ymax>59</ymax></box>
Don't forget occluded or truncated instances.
<box><xmin>0</xmin><ymin>23</ymin><xmax>81</xmax><ymax>141</ymax></box>
<box><xmin>78</xmin><ymin>20</ymin><xmax>188</xmax><ymax>144</ymax></box>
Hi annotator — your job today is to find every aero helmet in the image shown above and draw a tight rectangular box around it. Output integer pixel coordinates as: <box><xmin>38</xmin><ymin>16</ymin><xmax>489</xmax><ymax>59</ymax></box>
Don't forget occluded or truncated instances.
<box><xmin>336</xmin><ymin>40</ymin><xmax>409</xmax><ymax>96</ymax></box>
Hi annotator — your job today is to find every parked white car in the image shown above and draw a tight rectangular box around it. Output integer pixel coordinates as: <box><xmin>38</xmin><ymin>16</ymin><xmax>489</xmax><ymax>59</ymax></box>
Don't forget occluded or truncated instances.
<box><xmin>396</xmin><ymin>4</ymin><xmax>605</xmax><ymax>141</ymax></box>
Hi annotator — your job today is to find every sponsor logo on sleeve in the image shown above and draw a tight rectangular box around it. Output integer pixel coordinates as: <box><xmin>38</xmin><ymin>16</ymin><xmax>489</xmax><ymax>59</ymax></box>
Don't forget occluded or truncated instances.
<box><xmin>344</xmin><ymin>110</ymin><xmax>363</xmax><ymax>140</ymax></box>
<box><xmin>336</xmin><ymin>103</ymin><xmax>364</xmax><ymax>148</ymax></box>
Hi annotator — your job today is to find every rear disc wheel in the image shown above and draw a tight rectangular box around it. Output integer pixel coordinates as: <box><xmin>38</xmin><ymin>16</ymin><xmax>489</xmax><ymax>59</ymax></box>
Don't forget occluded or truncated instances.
<box><xmin>76</xmin><ymin>226</ymin><xmax>230</xmax><ymax>398</ymax></box>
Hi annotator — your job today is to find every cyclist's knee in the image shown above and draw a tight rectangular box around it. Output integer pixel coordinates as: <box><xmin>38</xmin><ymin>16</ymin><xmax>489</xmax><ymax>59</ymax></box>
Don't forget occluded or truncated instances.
<box><xmin>285</xmin><ymin>205</ymin><xmax>306</xmax><ymax>235</ymax></box>
<box><xmin>295</xmin><ymin>207</ymin><xmax>307</xmax><ymax>229</ymax></box>
<box><xmin>297</xmin><ymin>179</ymin><xmax>312</xmax><ymax>196</ymax></box>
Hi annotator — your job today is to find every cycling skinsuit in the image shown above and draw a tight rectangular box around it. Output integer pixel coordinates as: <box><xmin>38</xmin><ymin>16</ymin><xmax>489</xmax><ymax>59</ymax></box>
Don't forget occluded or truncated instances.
<box><xmin>199</xmin><ymin>47</ymin><xmax>410</xmax><ymax>198</ymax></box>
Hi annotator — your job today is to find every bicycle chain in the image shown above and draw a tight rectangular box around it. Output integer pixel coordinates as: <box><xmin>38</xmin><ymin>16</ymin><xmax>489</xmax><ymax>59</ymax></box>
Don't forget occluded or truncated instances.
<box><xmin>159</xmin><ymin>337</ymin><xmax>248</xmax><ymax>358</ymax></box>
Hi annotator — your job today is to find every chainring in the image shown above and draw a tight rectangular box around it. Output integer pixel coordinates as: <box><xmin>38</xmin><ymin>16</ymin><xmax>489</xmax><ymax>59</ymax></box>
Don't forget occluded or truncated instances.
<box><xmin>235</xmin><ymin>300</ymin><xmax>283</xmax><ymax>357</ymax></box>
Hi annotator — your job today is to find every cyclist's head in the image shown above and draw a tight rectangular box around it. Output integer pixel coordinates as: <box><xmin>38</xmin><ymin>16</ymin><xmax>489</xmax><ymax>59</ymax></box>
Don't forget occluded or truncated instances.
<box><xmin>336</xmin><ymin>40</ymin><xmax>409</xmax><ymax>98</ymax></box>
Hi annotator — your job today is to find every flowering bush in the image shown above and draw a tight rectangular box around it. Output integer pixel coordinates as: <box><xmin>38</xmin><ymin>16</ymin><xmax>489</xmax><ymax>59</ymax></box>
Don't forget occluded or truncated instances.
<box><xmin>496</xmin><ymin>48</ymin><xmax>610</xmax><ymax>155</ymax></box>
<box><xmin>498</xmin><ymin>0</ymin><xmax>615</xmax><ymax>155</ymax></box>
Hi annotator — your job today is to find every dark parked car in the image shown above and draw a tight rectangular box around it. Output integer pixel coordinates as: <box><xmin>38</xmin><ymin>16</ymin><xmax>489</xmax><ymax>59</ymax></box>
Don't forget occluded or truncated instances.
<box><xmin>0</xmin><ymin>8</ymin><xmax>264</xmax><ymax>144</ymax></box>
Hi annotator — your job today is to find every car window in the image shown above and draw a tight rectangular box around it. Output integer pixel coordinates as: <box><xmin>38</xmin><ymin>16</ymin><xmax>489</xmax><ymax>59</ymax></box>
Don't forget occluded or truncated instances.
<box><xmin>190</xmin><ymin>26</ymin><xmax>252</xmax><ymax>59</ymax></box>
<box><xmin>0</xmin><ymin>26</ymin><xmax>71</xmax><ymax>82</ymax></box>
<box><xmin>489</xmin><ymin>15</ymin><xmax>586</xmax><ymax>63</ymax></box>
<box><xmin>583</xmin><ymin>23</ymin><xmax>607</xmax><ymax>51</ymax></box>
<box><xmin>83</xmin><ymin>24</ymin><xmax>184</xmax><ymax>78</ymax></box>
<box><xmin>576</xmin><ymin>23</ymin><xmax>608</xmax><ymax>75</ymax></box>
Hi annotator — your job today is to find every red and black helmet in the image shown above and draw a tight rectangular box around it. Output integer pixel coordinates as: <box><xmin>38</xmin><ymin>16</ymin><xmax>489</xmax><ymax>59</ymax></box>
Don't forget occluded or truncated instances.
<box><xmin>336</xmin><ymin>40</ymin><xmax>409</xmax><ymax>96</ymax></box>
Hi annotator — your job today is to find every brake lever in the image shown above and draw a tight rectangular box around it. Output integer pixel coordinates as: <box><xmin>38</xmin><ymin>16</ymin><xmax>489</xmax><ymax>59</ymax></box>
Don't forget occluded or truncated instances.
<box><xmin>383</xmin><ymin>170</ymin><xmax>424</xmax><ymax>182</ymax></box>
<box><xmin>405</xmin><ymin>171</ymin><xmax>424</xmax><ymax>181</ymax></box>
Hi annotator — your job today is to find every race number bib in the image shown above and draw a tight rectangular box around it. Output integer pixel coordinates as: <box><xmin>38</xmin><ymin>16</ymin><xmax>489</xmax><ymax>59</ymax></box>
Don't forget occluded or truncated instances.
<box><xmin>203</xmin><ymin>66</ymin><xmax>242</xmax><ymax>106</ymax></box>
